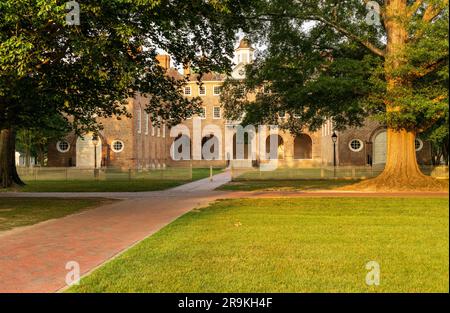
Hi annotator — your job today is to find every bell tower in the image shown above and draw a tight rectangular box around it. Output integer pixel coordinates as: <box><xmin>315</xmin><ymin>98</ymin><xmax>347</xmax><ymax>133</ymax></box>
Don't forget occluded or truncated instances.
<box><xmin>235</xmin><ymin>38</ymin><xmax>255</xmax><ymax>65</ymax></box>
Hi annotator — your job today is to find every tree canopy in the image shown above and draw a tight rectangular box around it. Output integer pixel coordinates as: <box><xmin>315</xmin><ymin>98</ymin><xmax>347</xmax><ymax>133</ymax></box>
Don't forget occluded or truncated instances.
<box><xmin>221</xmin><ymin>0</ymin><xmax>449</xmax><ymax>190</ymax></box>
<box><xmin>222</xmin><ymin>0</ymin><xmax>448</xmax><ymax>134</ymax></box>
<box><xmin>0</xmin><ymin>0</ymin><xmax>251</xmax><ymax>186</ymax></box>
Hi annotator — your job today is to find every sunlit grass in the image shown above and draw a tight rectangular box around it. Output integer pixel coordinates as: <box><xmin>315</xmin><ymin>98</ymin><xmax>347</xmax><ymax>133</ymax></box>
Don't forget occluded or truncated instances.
<box><xmin>69</xmin><ymin>197</ymin><xmax>449</xmax><ymax>293</ymax></box>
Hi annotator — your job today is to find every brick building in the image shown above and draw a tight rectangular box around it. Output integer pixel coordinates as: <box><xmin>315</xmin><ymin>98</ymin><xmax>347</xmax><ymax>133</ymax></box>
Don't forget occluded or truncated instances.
<box><xmin>48</xmin><ymin>39</ymin><xmax>431</xmax><ymax>169</ymax></box>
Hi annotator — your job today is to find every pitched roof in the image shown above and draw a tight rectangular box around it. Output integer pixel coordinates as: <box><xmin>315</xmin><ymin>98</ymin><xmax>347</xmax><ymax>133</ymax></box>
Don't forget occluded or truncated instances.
<box><xmin>187</xmin><ymin>72</ymin><xmax>226</xmax><ymax>82</ymax></box>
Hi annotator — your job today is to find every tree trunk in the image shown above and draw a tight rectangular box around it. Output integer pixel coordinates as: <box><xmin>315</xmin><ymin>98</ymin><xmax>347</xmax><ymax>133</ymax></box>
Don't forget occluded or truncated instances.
<box><xmin>347</xmin><ymin>0</ymin><xmax>445</xmax><ymax>191</ymax></box>
<box><xmin>0</xmin><ymin>128</ymin><xmax>25</xmax><ymax>188</ymax></box>
<box><xmin>37</xmin><ymin>145</ymin><xmax>45</xmax><ymax>166</ymax></box>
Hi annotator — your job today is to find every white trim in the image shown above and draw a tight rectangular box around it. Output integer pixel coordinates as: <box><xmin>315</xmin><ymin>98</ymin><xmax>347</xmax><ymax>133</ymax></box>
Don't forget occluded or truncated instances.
<box><xmin>349</xmin><ymin>139</ymin><xmax>364</xmax><ymax>152</ymax></box>
<box><xmin>415</xmin><ymin>138</ymin><xmax>424</xmax><ymax>151</ymax></box>
<box><xmin>213</xmin><ymin>106</ymin><xmax>221</xmax><ymax>119</ymax></box>
<box><xmin>198</xmin><ymin>85</ymin><xmax>206</xmax><ymax>96</ymax></box>
<box><xmin>111</xmin><ymin>140</ymin><xmax>124</xmax><ymax>153</ymax></box>
<box><xmin>56</xmin><ymin>140</ymin><xmax>70</xmax><ymax>153</ymax></box>
<box><xmin>213</xmin><ymin>85</ymin><xmax>222</xmax><ymax>96</ymax></box>
<box><xmin>184</xmin><ymin>86</ymin><xmax>192</xmax><ymax>96</ymax></box>
<box><xmin>199</xmin><ymin>106</ymin><xmax>206</xmax><ymax>119</ymax></box>
<box><xmin>137</xmin><ymin>108</ymin><xmax>142</xmax><ymax>134</ymax></box>
<box><xmin>144</xmin><ymin>112</ymin><xmax>149</xmax><ymax>135</ymax></box>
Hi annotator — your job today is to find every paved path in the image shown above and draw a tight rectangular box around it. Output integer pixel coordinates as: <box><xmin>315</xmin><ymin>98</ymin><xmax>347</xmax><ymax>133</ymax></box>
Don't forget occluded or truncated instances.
<box><xmin>0</xmin><ymin>172</ymin><xmax>447</xmax><ymax>293</ymax></box>
<box><xmin>0</xmin><ymin>172</ymin><xmax>232</xmax><ymax>293</ymax></box>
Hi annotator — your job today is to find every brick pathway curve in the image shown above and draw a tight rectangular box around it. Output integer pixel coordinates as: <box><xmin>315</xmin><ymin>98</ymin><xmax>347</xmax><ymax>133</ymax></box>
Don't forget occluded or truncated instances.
<box><xmin>0</xmin><ymin>172</ymin><xmax>447</xmax><ymax>292</ymax></box>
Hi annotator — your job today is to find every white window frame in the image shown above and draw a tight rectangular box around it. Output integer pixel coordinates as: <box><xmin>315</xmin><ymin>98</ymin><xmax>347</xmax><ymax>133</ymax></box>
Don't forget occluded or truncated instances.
<box><xmin>56</xmin><ymin>140</ymin><xmax>70</xmax><ymax>153</ymax></box>
<box><xmin>349</xmin><ymin>139</ymin><xmax>364</xmax><ymax>152</ymax></box>
<box><xmin>199</xmin><ymin>85</ymin><xmax>206</xmax><ymax>96</ymax></box>
<box><xmin>237</xmin><ymin>86</ymin><xmax>245</xmax><ymax>97</ymax></box>
<box><xmin>213</xmin><ymin>85</ymin><xmax>222</xmax><ymax>96</ymax></box>
<box><xmin>199</xmin><ymin>107</ymin><xmax>206</xmax><ymax>119</ymax></box>
<box><xmin>111</xmin><ymin>140</ymin><xmax>125</xmax><ymax>153</ymax></box>
<box><xmin>184</xmin><ymin>86</ymin><xmax>191</xmax><ymax>96</ymax></box>
<box><xmin>415</xmin><ymin>138</ymin><xmax>424</xmax><ymax>151</ymax></box>
<box><xmin>213</xmin><ymin>106</ymin><xmax>221</xmax><ymax>119</ymax></box>
<box><xmin>137</xmin><ymin>108</ymin><xmax>142</xmax><ymax>134</ymax></box>
<box><xmin>144</xmin><ymin>112</ymin><xmax>149</xmax><ymax>135</ymax></box>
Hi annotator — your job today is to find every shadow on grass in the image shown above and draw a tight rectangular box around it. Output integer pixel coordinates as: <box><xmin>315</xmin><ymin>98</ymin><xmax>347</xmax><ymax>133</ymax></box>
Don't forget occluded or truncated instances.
<box><xmin>218</xmin><ymin>179</ymin><xmax>362</xmax><ymax>192</ymax></box>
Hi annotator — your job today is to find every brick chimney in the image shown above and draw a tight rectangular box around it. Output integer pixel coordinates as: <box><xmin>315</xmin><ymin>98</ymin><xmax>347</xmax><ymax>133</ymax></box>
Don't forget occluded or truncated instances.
<box><xmin>156</xmin><ymin>54</ymin><xmax>170</xmax><ymax>70</ymax></box>
<box><xmin>183</xmin><ymin>63</ymin><xmax>191</xmax><ymax>76</ymax></box>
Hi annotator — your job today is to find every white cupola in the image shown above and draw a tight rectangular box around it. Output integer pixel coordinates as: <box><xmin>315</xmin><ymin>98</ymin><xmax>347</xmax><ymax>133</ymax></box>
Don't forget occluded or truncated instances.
<box><xmin>234</xmin><ymin>38</ymin><xmax>255</xmax><ymax>65</ymax></box>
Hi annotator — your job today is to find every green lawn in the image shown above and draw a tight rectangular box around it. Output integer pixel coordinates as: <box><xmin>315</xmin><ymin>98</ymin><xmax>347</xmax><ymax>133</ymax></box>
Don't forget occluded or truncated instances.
<box><xmin>69</xmin><ymin>197</ymin><xmax>449</xmax><ymax>293</ymax></box>
<box><xmin>4</xmin><ymin>168</ymin><xmax>222</xmax><ymax>192</ymax></box>
<box><xmin>219</xmin><ymin>179</ymin><xmax>361</xmax><ymax>191</ymax></box>
<box><xmin>0</xmin><ymin>198</ymin><xmax>111</xmax><ymax>231</ymax></box>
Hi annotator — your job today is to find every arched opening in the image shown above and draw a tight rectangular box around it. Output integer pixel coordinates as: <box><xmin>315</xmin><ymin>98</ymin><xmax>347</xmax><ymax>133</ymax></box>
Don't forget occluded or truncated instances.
<box><xmin>172</xmin><ymin>134</ymin><xmax>191</xmax><ymax>160</ymax></box>
<box><xmin>202</xmin><ymin>134</ymin><xmax>219</xmax><ymax>160</ymax></box>
<box><xmin>294</xmin><ymin>134</ymin><xmax>312</xmax><ymax>159</ymax></box>
<box><xmin>266</xmin><ymin>135</ymin><xmax>284</xmax><ymax>160</ymax></box>
<box><xmin>76</xmin><ymin>134</ymin><xmax>102</xmax><ymax>168</ymax></box>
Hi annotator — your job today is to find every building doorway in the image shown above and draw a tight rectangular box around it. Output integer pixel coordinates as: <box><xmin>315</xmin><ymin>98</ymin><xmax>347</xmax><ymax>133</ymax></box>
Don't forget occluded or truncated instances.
<box><xmin>294</xmin><ymin>134</ymin><xmax>312</xmax><ymax>159</ymax></box>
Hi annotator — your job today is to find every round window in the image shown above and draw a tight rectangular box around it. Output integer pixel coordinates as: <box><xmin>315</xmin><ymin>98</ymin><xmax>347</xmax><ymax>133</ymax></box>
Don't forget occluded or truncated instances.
<box><xmin>349</xmin><ymin>139</ymin><xmax>363</xmax><ymax>152</ymax></box>
<box><xmin>111</xmin><ymin>140</ymin><xmax>124</xmax><ymax>153</ymax></box>
<box><xmin>415</xmin><ymin>138</ymin><xmax>423</xmax><ymax>151</ymax></box>
<box><xmin>56</xmin><ymin>140</ymin><xmax>70</xmax><ymax>153</ymax></box>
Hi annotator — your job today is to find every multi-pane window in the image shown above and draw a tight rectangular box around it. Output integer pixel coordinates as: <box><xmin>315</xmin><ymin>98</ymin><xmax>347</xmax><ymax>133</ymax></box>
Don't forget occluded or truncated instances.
<box><xmin>213</xmin><ymin>107</ymin><xmax>221</xmax><ymax>119</ymax></box>
<box><xmin>184</xmin><ymin>86</ymin><xmax>191</xmax><ymax>95</ymax></box>
<box><xmin>238</xmin><ymin>86</ymin><xmax>245</xmax><ymax>97</ymax></box>
<box><xmin>199</xmin><ymin>86</ymin><xmax>206</xmax><ymax>96</ymax></box>
<box><xmin>199</xmin><ymin>107</ymin><xmax>206</xmax><ymax>119</ymax></box>
<box><xmin>415</xmin><ymin>138</ymin><xmax>423</xmax><ymax>151</ymax></box>
<box><xmin>57</xmin><ymin>140</ymin><xmax>70</xmax><ymax>153</ymax></box>
<box><xmin>349</xmin><ymin>139</ymin><xmax>363</xmax><ymax>152</ymax></box>
<box><xmin>144</xmin><ymin>112</ymin><xmax>149</xmax><ymax>135</ymax></box>
<box><xmin>137</xmin><ymin>108</ymin><xmax>142</xmax><ymax>133</ymax></box>
<box><xmin>213</xmin><ymin>86</ymin><xmax>222</xmax><ymax>96</ymax></box>
<box><xmin>111</xmin><ymin>140</ymin><xmax>124</xmax><ymax>153</ymax></box>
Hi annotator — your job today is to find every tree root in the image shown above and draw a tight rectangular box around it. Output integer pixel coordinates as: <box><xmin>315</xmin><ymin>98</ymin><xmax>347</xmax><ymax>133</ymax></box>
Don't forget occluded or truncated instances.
<box><xmin>339</xmin><ymin>172</ymin><xmax>448</xmax><ymax>192</ymax></box>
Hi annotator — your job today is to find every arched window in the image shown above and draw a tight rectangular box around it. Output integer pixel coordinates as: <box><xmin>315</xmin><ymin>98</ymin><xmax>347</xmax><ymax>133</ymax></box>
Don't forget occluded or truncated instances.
<box><xmin>415</xmin><ymin>138</ymin><xmax>423</xmax><ymax>151</ymax></box>
<box><xmin>294</xmin><ymin>134</ymin><xmax>312</xmax><ymax>159</ymax></box>
<box><xmin>111</xmin><ymin>140</ymin><xmax>124</xmax><ymax>153</ymax></box>
<box><xmin>349</xmin><ymin>139</ymin><xmax>364</xmax><ymax>152</ymax></box>
<box><xmin>56</xmin><ymin>140</ymin><xmax>70</xmax><ymax>153</ymax></box>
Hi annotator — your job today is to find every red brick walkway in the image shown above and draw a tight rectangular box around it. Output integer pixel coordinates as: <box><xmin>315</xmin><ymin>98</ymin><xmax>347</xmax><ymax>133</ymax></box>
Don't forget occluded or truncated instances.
<box><xmin>0</xmin><ymin>172</ymin><xmax>447</xmax><ymax>292</ymax></box>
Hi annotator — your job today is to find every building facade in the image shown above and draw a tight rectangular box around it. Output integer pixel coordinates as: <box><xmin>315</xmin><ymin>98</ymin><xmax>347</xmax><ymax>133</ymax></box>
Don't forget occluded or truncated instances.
<box><xmin>48</xmin><ymin>40</ymin><xmax>432</xmax><ymax>169</ymax></box>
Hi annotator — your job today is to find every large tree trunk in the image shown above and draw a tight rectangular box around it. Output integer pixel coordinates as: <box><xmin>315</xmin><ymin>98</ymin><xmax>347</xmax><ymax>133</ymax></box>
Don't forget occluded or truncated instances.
<box><xmin>0</xmin><ymin>128</ymin><xmax>25</xmax><ymax>188</ymax></box>
<box><xmin>348</xmin><ymin>0</ymin><xmax>445</xmax><ymax>191</ymax></box>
